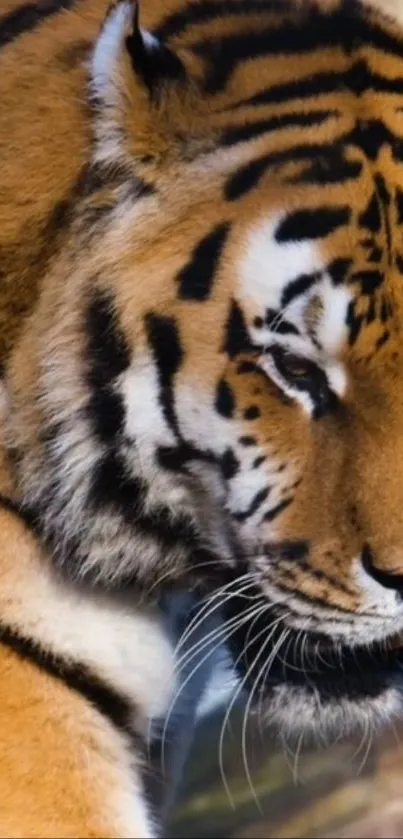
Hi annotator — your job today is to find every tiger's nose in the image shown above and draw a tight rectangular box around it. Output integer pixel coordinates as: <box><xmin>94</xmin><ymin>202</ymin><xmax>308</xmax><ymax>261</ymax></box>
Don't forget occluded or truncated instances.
<box><xmin>362</xmin><ymin>543</ymin><xmax>403</xmax><ymax>593</ymax></box>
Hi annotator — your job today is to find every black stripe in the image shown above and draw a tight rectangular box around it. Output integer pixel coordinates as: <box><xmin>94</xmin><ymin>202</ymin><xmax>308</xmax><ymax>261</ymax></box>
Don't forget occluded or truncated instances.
<box><xmin>225</xmin><ymin>154</ymin><xmax>270</xmax><ymax>201</ymax></box>
<box><xmin>0</xmin><ymin>622</ymin><xmax>135</xmax><ymax>736</ymax></box>
<box><xmin>0</xmin><ymin>0</ymin><xmax>76</xmax><ymax>50</ymax></box>
<box><xmin>221</xmin><ymin>448</ymin><xmax>239</xmax><ymax>480</ymax></box>
<box><xmin>272</xmin><ymin>576</ymin><xmax>361</xmax><ymax>618</ymax></box>
<box><xmin>346</xmin><ymin>300</ymin><xmax>364</xmax><ymax>346</ymax></box>
<box><xmin>397</xmin><ymin>189</ymin><xmax>403</xmax><ymax>226</ymax></box>
<box><xmin>352</xmin><ymin>269</ymin><xmax>383</xmax><ymax>295</ymax></box>
<box><xmin>225</xmin><ymin>115</ymin><xmax>403</xmax><ymax>203</ymax></box>
<box><xmin>85</xmin><ymin>289</ymin><xmax>131</xmax><ymax>383</ymax></box>
<box><xmin>215</xmin><ymin>378</ymin><xmax>235</xmax><ymax>418</ymax></box>
<box><xmin>289</xmin><ymin>153</ymin><xmax>362</xmax><ymax>187</ymax></box>
<box><xmin>262</xmin><ymin>308</ymin><xmax>300</xmax><ymax>335</ymax></box>
<box><xmin>145</xmin><ymin>313</ymin><xmax>183</xmax><ymax>436</ymax></box>
<box><xmin>281</xmin><ymin>271</ymin><xmax>320</xmax><ymax>307</ymax></box>
<box><xmin>157</xmin><ymin>442</ymin><xmax>215</xmax><ymax>472</ymax></box>
<box><xmin>346</xmin><ymin>61</ymin><xmax>403</xmax><ymax>97</ymax></box>
<box><xmin>327</xmin><ymin>258</ymin><xmax>352</xmax><ymax>286</ymax></box>
<box><xmin>375</xmin><ymin>331</ymin><xmax>390</xmax><ymax>351</ymax></box>
<box><xmin>90</xmin><ymin>451</ymin><xmax>200</xmax><ymax>550</ymax></box>
<box><xmin>234</xmin><ymin>487</ymin><xmax>270</xmax><ymax>523</ymax></box>
<box><xmin>194</xmin><ymin>10</ymin><xmax>347</xmax><ymax>95</ymax></box>
<box><xmin>225</xmin><ymin>141</ymin><xmax>344</xmax><ymax>200</ymax></box>
<box><xmin>357</xmin><ymin>15</ymin><xmax>403</xmax><ymax>61</ymax></box>
<box><xmin>195</xmin><ymin>5</ymin><xmax>403</xmax><ymax>95</ymax></box>
<box><xmin>74</xmin><ymin>162</ymin><xmax>154</xmax><ymax>204</ymax></box>
<box><xmin>176</xmin><ymin>223</ymin><xmax>230</xmax><ymax>301</ymax></box>
<box><xmin>349</xmin><ymin>119</ymin><xmax>403</xmax><ymax>162</ymax></box>
<box><xmin>291</xmin><ymin>557</ymin><xmax>354</xmax><ymax>598</ymax></box>
<box><xmin>236</xmin><ymin>360</ymin><xmax>265</xmax><ymax>376</ymax></box>
<box><xmin>85</xmin><ymin>288</ymin><xmax>131</xmax><ymax>444</ymax></box>
<box><xmin>222</xmin><ymin>300</ymin><xmax>253</xmax><ymax>357</ymax></box>
<box><xmin>239</xmin><ymin>435</ymin><xmax>256</xmax><ymax>446</ymax></box>
<box><xmin>155</xmin><ymin>0</ymin><xmax>284</xmax><ymax>41</ymax></box>
<box><xmin>0</xmin><ymin>492</ymin><xmax>41</xmax><ymax>536</ymax></box>
<box><xmin>229</xmin><ymin>64</ymin><xmax>403</xmax><ymax>114</ymax></box>
<box><xmin>359</xmin><ymin>192</ymin><xmax>382</xmax><ymax>233</ymax></box>
<box><xmin>263</xmin><ymin>497</ymin><xmax>292</xmax><ymax>522</ymax></box>
<box><xmin>226</xmin><ymin>70</ymin><xmax>344</xmax><ymax>111</ymax></box>
<box><xmin>275</xmin><ymin>206</ymin><xmax>350</xmax><ymax>243</ymax></box>
<box><xmin>375</xmin><ymin>173</ymin><xmax>392</xmax><ymax>264</ymax></box>
<box><xmin>244</xmin><ymin>405</ymin><xmax>260</xmax><ymax>420</ymax></box>
<box><xmin>220</xmin><ymin>110</ymin><xmax>337</xmax><ymax>147</ymax></box>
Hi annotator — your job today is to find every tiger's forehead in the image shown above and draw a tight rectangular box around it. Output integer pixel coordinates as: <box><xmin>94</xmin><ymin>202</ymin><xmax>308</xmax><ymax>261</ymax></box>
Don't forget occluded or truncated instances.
<box><xmin>235</xmin><ymin>213</ymin><xmax>352</xmax><ymax>361</ymax></box>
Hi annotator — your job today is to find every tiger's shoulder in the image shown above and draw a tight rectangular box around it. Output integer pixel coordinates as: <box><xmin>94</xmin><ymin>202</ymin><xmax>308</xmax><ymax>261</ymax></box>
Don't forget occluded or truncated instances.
<box><xmin>0</xmin><ymin>388</ymin><xmax>174</xmax><ymax>838</ymax></box>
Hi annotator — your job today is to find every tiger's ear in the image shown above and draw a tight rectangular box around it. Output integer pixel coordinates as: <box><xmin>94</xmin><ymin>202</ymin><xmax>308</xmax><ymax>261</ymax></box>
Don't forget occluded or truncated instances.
<box><xmin>91</xmin><ymin>0</ymin><xmax>192</xmax><ymax>161</ymax></box>
<box><xmin>125</xmin><ymin>0</ymin><xmax>185</xmax><ymax>93</ymax></box>
<box><xmin>91</xmin><ymin>0</ymin><xmax>185</xmax><ymax>106</ymax></box>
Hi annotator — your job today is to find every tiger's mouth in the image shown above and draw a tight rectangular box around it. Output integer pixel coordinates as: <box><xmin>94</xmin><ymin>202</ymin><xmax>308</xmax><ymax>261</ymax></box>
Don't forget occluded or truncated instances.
<box><xmin>226</xmin><ymin>609</ymin><xmax>403</xmax><ymax>703</ymax></box>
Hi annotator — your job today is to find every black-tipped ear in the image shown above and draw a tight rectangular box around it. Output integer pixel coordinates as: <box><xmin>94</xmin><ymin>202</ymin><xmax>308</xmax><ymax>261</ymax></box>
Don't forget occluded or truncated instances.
<box><xmin>126</xmin><ymin>1</ymin><xmax>185</xmax><ymax>94</ymax></box>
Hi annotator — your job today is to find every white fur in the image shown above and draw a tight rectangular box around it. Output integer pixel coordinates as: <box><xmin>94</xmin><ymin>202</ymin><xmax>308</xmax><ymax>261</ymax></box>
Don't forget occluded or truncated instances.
<box><xmin>122</xmin><ymin>360</ymin><xmax>176</xmax><ymax>451</ymax></box>
<box><xmin>91</xmin><ymin>1</ymin><xmax>132</xmax><ymax>102</ymax></box>
<box><xmin>364</xmin><ymin>0</ymin><xmax>403</xmax><ymax>27</ymax></box>
<box><xmin>354</xmin><ymin>554</ymin><xmax>402</xmax><ymax>616</ymax></box>
<box><xmin>317</xmin><ymin>276</ymin><xmax>352</xmax><ymax>357</ymax></box>
<box><xmin>262</xmin><ymin>681</ymin><xmax>403</xmax><ymax>742</ymax></box>
<box><xmin>1</xmin><ymin>560</ymin><xmax>175</xmax><ymax>723</ymax></box>
<box><xmin>176</xmin><ymin>384</ymin><xmax>236</xmax><ymax>454</ymax></box>
<box><xmin>90</xmin><ymin>0</ymin><xmax>132</xmax><ymax>165</ymax></box>
<box><xmin>258</xmin><ymin>554</ymin><xmax>403</xmax><ymax>646</ymax></box>
<box><xmin>142</xmin><ymin>30</ymin><xmax>160</xmax><ymax>51</ymax></box>
<box><xmin>99</xmin><ymin>732</ymin><xmax>156</xmax><ymax>839</ymax></box>
<box><xmin>238</xmin><ymin>215</ymin><xmax>352</xmax><ymax>412</ymax></box>
<box><xmin>325</xmin><ymin>361</ymin><xmax>347</xmax><ymax>398</ymax></box>
<box><xmin>238</xmin><ymin>217</ymin><xmax>352</xmax><ymax>360</ymax></box>
<box><xmin>0</xmin><ymin>495</ymin><xmax>176</xmax><ymax>837</ymax></box>
<box><xmin>112</xmin><ymin>786</ymin><xmax>154</xmax><ymax>839</ymax></box>
<box><xmin>238</xmin><ymin>215</ymin><xmax>323</xmax><ymax>319</ymax></box>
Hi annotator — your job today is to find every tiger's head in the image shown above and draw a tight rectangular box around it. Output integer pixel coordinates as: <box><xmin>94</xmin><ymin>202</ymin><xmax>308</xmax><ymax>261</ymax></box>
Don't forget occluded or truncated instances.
<box><xmin>6</xmin><ymin>0</ymin><xmax>403</xmax><ymax>738</ymax></box>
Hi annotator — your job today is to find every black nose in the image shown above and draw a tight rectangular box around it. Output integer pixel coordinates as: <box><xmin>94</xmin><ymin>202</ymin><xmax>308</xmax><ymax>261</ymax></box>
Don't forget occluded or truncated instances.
<box><xmin>362</xmin><ymin>543</ymin><xmax>403</xmax><ymax>592</ymax></box>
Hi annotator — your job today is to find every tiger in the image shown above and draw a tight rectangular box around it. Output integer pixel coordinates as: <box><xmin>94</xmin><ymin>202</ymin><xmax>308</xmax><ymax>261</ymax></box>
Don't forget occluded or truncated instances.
<box><xmin>0</xmin><ymin>388</ymin><xmax>178</xmax><ymax>838</ymax></box>
<box><xmin>2</xmin><ymin>0</ymin><xmax>403</xmax><ymax>823</ymax></box>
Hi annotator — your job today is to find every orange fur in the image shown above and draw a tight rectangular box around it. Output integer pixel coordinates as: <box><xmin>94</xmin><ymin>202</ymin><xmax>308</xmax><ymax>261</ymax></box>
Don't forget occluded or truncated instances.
<box><xmin>2</xmin><ymin>0</ymin><xmax>403</xmax><ymax>808</ymax></box>
<box><xmin>3</xmin><ymin>0</ymin><xmax>403</xmax><ymax>596</ymax></box>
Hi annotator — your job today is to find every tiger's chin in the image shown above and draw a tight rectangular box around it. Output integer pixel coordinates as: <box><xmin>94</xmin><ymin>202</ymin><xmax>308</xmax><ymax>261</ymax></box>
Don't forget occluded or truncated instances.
<box><xmin>226</xmin><ymin>616</ymin><xmax>403</xmax><ymax>742</ymax></box>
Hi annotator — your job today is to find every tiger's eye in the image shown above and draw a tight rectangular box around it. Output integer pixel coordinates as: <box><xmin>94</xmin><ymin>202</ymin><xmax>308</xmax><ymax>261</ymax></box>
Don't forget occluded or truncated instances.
<box><xmin>268</xmin><ymin>347</ymin><xmax>316</xmax><ymax>384</ymax></box>
<box><xmin>278</xmin><ymin>353</ymin><xmax>313</xmax><ymax>380</ymax></box>
<box><xmin>267</xmin><ymin>346</ymin><xmax>338</xmax><ymax>419</ymax></box>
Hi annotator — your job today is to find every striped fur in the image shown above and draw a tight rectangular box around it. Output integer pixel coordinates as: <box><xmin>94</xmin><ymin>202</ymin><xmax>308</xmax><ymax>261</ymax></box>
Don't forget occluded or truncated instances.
<box><xmin>3</xmin><ymin>0</ymin><xmax>403</xmax><ymax>789</ymax></box>
<box><xmin>0</xmin><ymin>409</ymin><xmax>177</xmax><ymax>836</ymax></box>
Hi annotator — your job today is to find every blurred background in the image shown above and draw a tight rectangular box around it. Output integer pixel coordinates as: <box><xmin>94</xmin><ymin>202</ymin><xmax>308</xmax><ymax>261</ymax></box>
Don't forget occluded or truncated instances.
<box><xmin>169</xmin><ymin>676</ymin><xmax>403</xmax><ymax>839</ymax></box>
<box><xmin>160</xmin><ymin>596</ymin><xmax>403</xmax><ymax>839</ymax></box>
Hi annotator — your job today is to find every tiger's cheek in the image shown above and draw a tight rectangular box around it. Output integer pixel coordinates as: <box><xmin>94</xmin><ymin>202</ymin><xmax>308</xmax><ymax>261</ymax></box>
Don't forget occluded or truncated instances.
<box><xmin>214</xmin><ymin>358</ymin><xmax>313</xmax><ymax>539</ymax></box>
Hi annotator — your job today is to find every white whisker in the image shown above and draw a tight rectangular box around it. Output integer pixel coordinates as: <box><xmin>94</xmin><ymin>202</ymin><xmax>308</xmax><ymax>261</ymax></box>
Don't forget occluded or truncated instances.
<box><xmin>241</xmin><ymin>625</ymin><xmax>291</xmax><ymax>813</ymax></box>
<box><xmin>175</xmin><ymin>597</ymin><xmax>263</xmax><ymax>678</ymax></box>
<box><xmin>174</xmin><ymin>573</ymin><xmax>255</xmax><ymax>656</ymax></box>
<box><xmin>218</xmin><ymin>611</ymin><xmax>285</xmax><ymax>808</ymax></box>
<box><xmin>160</xmin><ymin>603</ymin><xmax>265</xmax><ymax>778</ymax></box>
